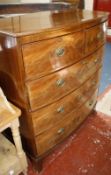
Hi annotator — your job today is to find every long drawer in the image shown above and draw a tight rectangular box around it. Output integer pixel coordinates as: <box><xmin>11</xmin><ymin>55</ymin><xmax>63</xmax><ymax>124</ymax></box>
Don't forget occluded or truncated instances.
<box><xmin>35</xmin><ymin>89</ymin><xmax>98</xmax><ymax>155</ymax></box>
<box><xmin>22</xmin><ymin>31</ymin><xmax>85</xmax><ymax>80</ymax></box>
<box><xmin>32</xmin><ymin>69</ymin><xmax>101</xmax><ymax>135</ymax></box>
<box><xmin>85</xmin><ymin>23</ymin><xmax>105</xmax><ymax>55</ymax></box>
<box><xmin>26</xmin><ymin>47</ymin><xmax>103</xmax><ymax>111</ymax></box>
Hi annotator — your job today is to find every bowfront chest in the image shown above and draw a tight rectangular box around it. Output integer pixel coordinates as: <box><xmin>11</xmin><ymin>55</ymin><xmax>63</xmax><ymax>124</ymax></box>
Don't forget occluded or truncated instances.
<box><xmin>0</xmin><ymin>9</ymin><xmax>108</xmax><ymax>170</ymax></box>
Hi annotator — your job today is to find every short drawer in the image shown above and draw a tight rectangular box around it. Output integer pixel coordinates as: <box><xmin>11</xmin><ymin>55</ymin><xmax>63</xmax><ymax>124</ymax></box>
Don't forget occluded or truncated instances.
<box><xmin>22</xmin><ymin>32</ymin><xmax>85</xmax><ymax>80</ymax></box>
<box><xmin>85</xmin><ymin>23</ymin><xmax>105</xmax><ymax>55</ymax></box>
<box><xmin>35</xmin><ymin>90</ymin><xmax>98</xmax><ymax>155</ymax></box>
<box><xmin>32</xmin><ymin>68</ymin><xmax>101</xmax><ymax>135</ymax></box>
<box><xmin>26</xmin><ymin>47</ymin><xmax>103</xmax><ymax>111</ymax></box>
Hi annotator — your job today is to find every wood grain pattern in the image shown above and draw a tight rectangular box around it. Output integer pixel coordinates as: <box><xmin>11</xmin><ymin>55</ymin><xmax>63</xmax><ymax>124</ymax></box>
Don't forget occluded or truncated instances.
<box><xmin>0</xmin><ymin>7</ymin><xmax>108</xmax><ymax>169</ymax></box>
<box><xmin>0</xmin><ymin>34</ymin><xmax>26</xmax><ymax>108</ymax></box>
<box><xmin>36</xmin><ymin>89</ymin><xmax>98</xmax><ymax>155</ymax></box>
<box><xmin>26</xmin><ymin>47</ymin><xmax>103</xmax><ymax>111</ymax></box>
<box><xmin>0</xmin><ymin>9</ymin><xmax>108</xmax><ymax>43</ymax></box>
<box><xmin>0</xmin><ymin>102</ymin><xmax>21</xmax><ymax>129</ymax></box>
<box><xmin>85</xmin><ymin>23</ymin><xmax>106</xmax><ymax>55</ymax></box>
<box><xmin>32</xmin><ymin>69</ymin><xmax>101</xmax><ymax>136</ymax></box>
<box><xmin>22</xmin><ymin>31</ymin><xmax>85</xmax><ymax>80</ymax></box>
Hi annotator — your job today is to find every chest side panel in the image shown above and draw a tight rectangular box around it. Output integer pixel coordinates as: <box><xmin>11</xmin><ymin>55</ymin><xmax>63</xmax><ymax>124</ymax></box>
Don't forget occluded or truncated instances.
<box><xmin>0</xmin><ymin>34</ymin><xmax>27</xmax><ymax>108</ymax></box>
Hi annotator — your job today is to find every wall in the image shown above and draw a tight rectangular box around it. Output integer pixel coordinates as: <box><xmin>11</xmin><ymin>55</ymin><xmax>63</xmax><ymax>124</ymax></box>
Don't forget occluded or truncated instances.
<box><xmin>21</xmin><ymin>0</ymin><xmax>50</xmax><ymax>2</ymax></box>
<box><xmin>21</xmin><ymin>0</ymin><xmax>93</xmax><ymax>9</ymax></box>
<box><xmin>0</xmin><ymin>0</ymin><xmax>20</xmax><ymax>2</ymax></box>
<box><xmin>85</xmin><ymin>0</ymin><xmax>93</xmax><ymax>10</ymax></box>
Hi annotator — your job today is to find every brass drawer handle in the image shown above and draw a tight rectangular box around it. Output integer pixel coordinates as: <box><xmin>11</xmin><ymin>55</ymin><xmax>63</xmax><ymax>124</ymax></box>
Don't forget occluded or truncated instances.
<box><xmin>94</xmin><ymin>58</ymin><xmax>99</xmax><ymax>63</ymax></box>
<box><xmin>55</xmin><ymin>47</ymin><xmax>65</xmax><ymax>57</ymax></box>
<box><xmin>78</xmin><ymin>96</ymin><xmax>82</xmax><ymax>100</ymax></box>
<box><xmin>89</xmin><ymin>100</ymin><xmax>93</xmax><ymax>106</ymax></box>
<box><xmin>92</xmin><ymin>81</ymin><xmax>96</xmax><ymax>85</ymax></box>
<box><xmin>82</xmin><ymin>60</ymin><xmax>87</xmax><ymax>65</ymax></box>
<box><xmin>97</xmin><ymin>32</ymin><xmax>102</xmax><ymax>40</ymax></box>
<box><xmin>56</xmin><ymin>79</ymin><xmax>65</xmax><ymax>87</ymax></box>
<box><xmin>57</xmin><ymin>106</ymin><xmax>64</xmax><ymax>113</ymax></box>
<box><xmin>57</xmin><ymin>128</ymin><xmax>65</xmax><ymax>134</ymax></box>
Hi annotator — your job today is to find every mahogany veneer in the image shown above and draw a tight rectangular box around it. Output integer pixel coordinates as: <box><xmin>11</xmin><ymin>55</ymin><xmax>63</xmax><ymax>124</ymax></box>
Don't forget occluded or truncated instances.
<box><xmin>0</xmin><ymin>8</ymin><xmax>108</xmax><ymax>171</ymax></box>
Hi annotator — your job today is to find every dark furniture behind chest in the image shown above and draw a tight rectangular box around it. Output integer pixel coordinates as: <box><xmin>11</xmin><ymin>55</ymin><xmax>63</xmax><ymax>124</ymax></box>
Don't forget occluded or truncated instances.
<box><xmin>94</xmin><ymin>0</ymin><xmax>111</xmax><ymax>42</ymax></box>
<box><xmin>0</xmin><ymin>5</ymin><xmax>108</xmax><ymax>170</ymax></box>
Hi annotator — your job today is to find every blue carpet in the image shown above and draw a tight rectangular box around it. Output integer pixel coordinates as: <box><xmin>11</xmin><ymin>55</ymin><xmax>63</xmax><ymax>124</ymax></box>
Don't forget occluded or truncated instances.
<box><xmin>99</xmin><ymin>42</ymin><xmax>111</xmax><ymax>94</ymax></box>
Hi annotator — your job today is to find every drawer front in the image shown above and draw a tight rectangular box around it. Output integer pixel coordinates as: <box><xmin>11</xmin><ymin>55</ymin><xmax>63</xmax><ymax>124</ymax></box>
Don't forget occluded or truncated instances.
<box><xmin>22</xmin><ymin>32</ymin><xmax>85</xmax><ymax>80</ymax></box>
<box><xmin>36</xmin><ymin>90</ymin><xmax>98</xmax><ymax>155</ymax></box>
<box><xmin>85</xmin><ymin>23</ymin><xmax>105</xmax><ymax>55</ymax></box>
<box><xmin>32</xmin><ymin>69</ymin><xmax>101</xmax><ymax>135</ymax></box>
<box><xmin>26</xmin><ymin>47</ymin><xmax>103</xmax><ymax>111</ymax></box>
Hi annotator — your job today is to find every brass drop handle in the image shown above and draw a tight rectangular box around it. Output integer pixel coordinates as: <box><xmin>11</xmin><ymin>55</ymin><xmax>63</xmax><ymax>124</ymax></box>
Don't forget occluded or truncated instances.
<box><xmin>92</xmin><ymin>81</ymin><xmax>96</xmax><ymax>85</ymax></box>
<box><xmin>97</xmin><ymin>32</ymin><xmax>102</xmax><ymax>40</ymax></box>
<box><xmin>56</xmin><ymin>79</ymin><xmax>65</xmax><ymax>87</ymax></box>
<box><xmin>78</xmin><ymin>96</ymin><xmax>82</xmax><ymax>100</ymax></box>
<box><xmin>89</xmin><ymin>100</ymin><xmax>93</xmax><ymax>106</ymax></box>
<box><xmin>82</xmin><ymin>60</ymin><xmax>87</xmax><ymax>65</ymax></box>
<box><xmin>57</xmin><ymin>128</ymin><xmax>65</xmax><ymax>134</ymax></box>
<box><xmin>94</xmin><ymin>58</ymin><xmax>99</xmax><ymax>63</ymax></box>
<box><xmin>55</xmin><ymin>47</ymin><xmax>65</xmax><ymax>57</ymax></box>
<box><xmin>57</xmin><ymin>106</ymin><xmax>64</xmax><ymax>113</ymax></box>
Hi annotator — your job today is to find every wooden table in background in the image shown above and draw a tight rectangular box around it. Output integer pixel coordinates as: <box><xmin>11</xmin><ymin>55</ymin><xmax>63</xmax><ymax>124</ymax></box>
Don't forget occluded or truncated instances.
<box><xmin>0</xmin><ymin>103</ymin><xmax>27</xmax><ymax>175</ymax></box>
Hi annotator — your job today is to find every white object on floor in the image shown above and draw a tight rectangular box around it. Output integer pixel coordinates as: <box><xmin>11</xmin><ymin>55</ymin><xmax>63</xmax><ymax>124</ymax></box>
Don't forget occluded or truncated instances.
<box><xmin>107</xmin><ymin>28</ymin><xmax>111</xmax><ymax>36</ymax></box>
<box><xmin>95</xmin><ymin>89</ymin><xmax>111</xmax><ymax>116</ymax></box>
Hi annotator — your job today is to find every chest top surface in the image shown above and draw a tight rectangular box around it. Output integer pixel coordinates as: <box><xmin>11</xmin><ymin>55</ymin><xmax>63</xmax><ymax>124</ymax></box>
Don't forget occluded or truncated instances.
<box><xmin>0</xmin><ymin>9</ymin><xmax>108</xmax><ymax>38</ymax></box>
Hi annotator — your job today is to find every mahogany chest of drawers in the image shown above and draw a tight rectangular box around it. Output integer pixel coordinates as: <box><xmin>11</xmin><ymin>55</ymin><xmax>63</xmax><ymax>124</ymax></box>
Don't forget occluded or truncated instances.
<box><xmin>0</xmin><ymin>8</ymin><xmax>108</xmax><ymax>170</ymax></box>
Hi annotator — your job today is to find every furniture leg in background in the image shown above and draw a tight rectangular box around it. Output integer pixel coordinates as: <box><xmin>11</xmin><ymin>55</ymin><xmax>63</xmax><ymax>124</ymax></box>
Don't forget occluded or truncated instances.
<box><xmin>0</xmin><ymin>101</ymin><xmax>27</xmax><ymax>175</ymax></box>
